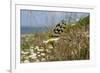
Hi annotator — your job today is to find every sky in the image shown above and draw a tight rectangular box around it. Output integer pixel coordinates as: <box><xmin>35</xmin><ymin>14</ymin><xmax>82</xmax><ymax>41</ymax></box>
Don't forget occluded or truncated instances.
<box><xmin>20</xmin><ymin>9</ymin><xmax>89</xmax><ymax>27</ymax></box>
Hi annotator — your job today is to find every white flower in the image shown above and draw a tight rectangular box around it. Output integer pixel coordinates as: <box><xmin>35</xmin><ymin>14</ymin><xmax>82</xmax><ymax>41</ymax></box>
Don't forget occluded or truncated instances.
<box><xmin>37</xmin><ymin>51</ymin><xmax>40</xmax><ymax>54</ymax></box>
<box><xmin>31</xmin><ymin>53</ymin><xmax>37</xmax><ymax>57</ymax></box>
<box><xmin>29</xmin><ymin>54</ymin><xmax>37</xmax><ymax>59</ymax></box>
<box><xmin>37</xmin><ymin>54</ymin><xmax>41</xmax><ymax>57</ymax></box>
<box><xmin>24</xmin><ymin>56</ymin><xmax>29</xmax><ymax>60</ymax></box>
<box><xmin>34</xmin><ymin>46</ymin><xmax>39</xmax><ymax>50</ymax></box>
<box><xmin>21</xmin><ymin>51</ymin><xmax>29</xmax><ymax>55</ymax></box>
<box><xmin>41</xmin><ymin>58</ymin><xmax>46</xmax><ymax>61</ymax></box>
<box><xmin>41</xmin><ymin>53</ymin><xmax>45</xmax><ymax>56</ymax></box>
<box><xmin>36</xmin><ymin>59</ymin><xmax>40</xmax><ymax>62</ymax></box>
<box><xmin>30</xmin><ymin>46</ymin><xmax>34</xmax><ymax>49</ymax></box>
<box><xmin>21</xmin><ymin>51</ymin><xmax>25</xmax><ymax>54</ymax></box>
<box><xmin>29</xmin><ymin>49</ymin><xmax>34</xmax><ymax>54</ymax></box>
<box><xmin>38</xmin><ymin>49</ymin><xmax>44</xmax><ymax>52</ymax></box>
<box><xmin>24</xmin><ymin>60</ymin><xmax>29</xmax><ymax>63</ymax></box>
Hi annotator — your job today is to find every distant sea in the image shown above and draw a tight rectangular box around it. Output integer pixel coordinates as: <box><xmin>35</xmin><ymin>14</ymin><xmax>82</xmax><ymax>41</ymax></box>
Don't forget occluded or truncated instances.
<box><xmin>21</xmin><ymin>27</ymin><xmax>49</xmax><ymax>34</ymax></box>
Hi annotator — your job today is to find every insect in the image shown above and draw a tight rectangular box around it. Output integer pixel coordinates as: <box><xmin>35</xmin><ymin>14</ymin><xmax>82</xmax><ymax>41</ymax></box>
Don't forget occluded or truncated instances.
<box><xmin>52</xmin><ymin>21</ymin><xmax>66</xmax><ymax>37</ymax></box>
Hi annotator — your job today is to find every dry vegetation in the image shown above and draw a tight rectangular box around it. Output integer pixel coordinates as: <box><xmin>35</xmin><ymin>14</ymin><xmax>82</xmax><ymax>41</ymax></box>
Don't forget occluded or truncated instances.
<box><xmin>21</xmin><ymin>16</ymin><xmax>90</xmax><ymax>63</ymax></box>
